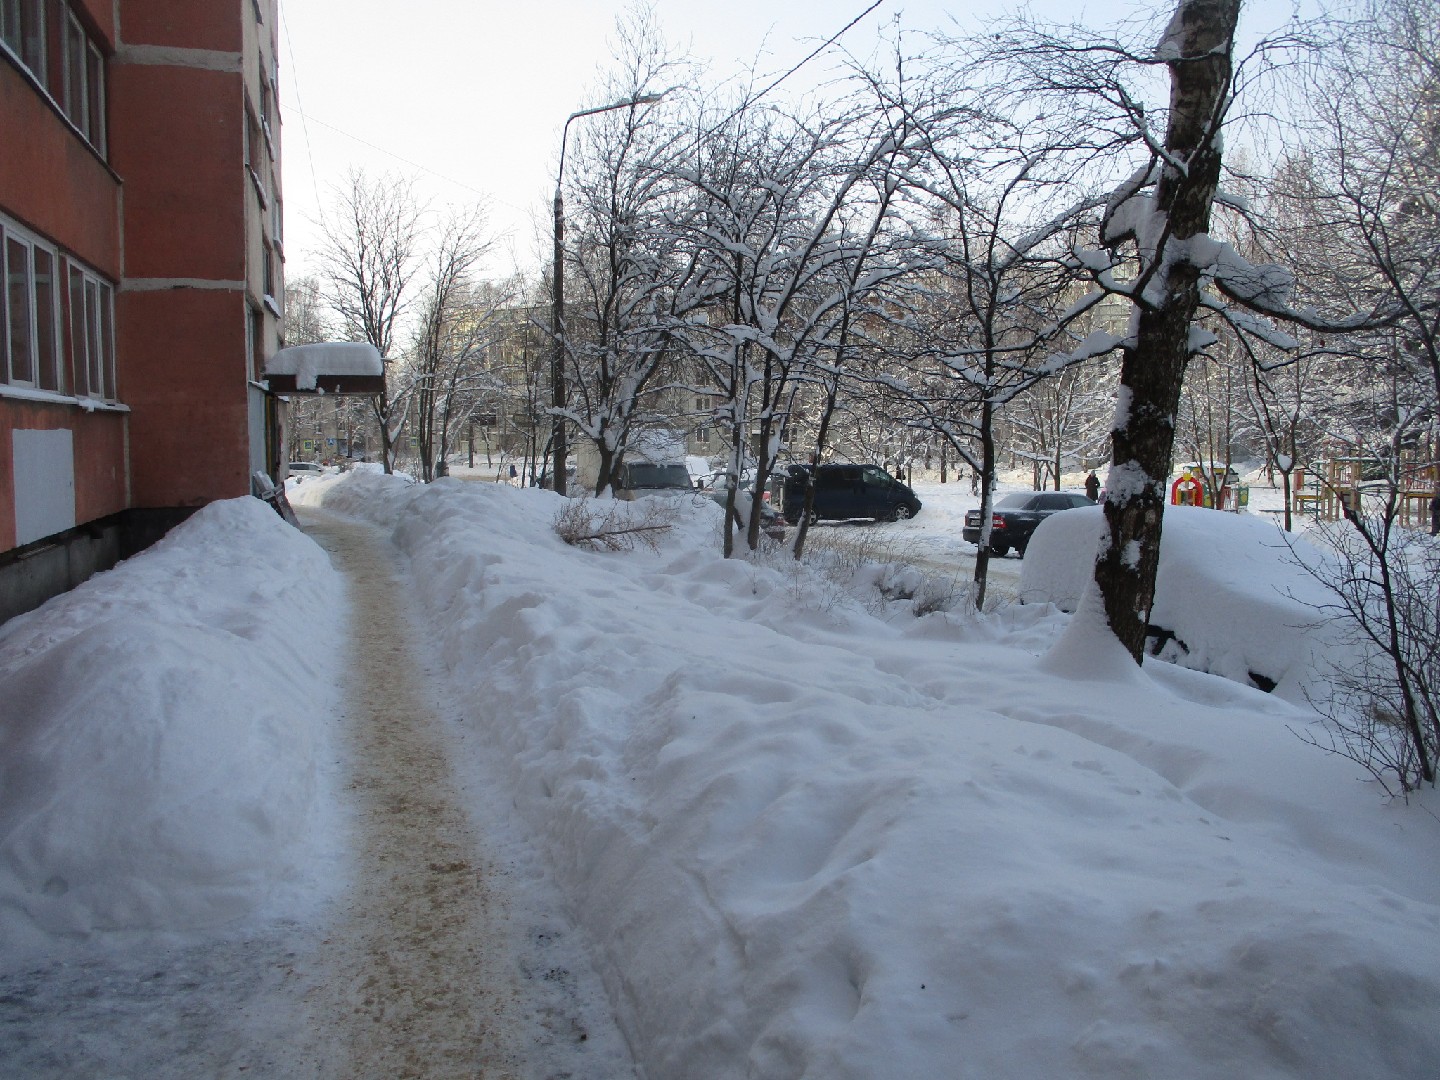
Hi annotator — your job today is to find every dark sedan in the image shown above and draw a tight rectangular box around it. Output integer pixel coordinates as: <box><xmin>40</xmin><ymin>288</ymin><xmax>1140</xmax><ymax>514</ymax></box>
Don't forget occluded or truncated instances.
<box><xmin>963</xmin><ymin>491</ymin><xmax>1096</xmax><ymax>557</ymax></box>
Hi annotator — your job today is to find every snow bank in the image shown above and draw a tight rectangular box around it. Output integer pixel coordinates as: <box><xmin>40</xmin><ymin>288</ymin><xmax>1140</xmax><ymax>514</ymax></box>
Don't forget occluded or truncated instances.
<box><xmin>303</xmin><ymin>473</ymin><xmax>1440</xmax><ymax>1080</ymax></box>
<box><xmin>0</xmin><ymin>498</ymin><xmax>345</xmax><ymax>946</ymax></box>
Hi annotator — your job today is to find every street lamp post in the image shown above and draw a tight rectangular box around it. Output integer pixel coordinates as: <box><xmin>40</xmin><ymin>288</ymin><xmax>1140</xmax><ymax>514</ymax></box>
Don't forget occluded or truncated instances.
<box><xmin>551</xmin><ymin>93</ymin><xmax>663</xmax><ymax>496</ymax></box>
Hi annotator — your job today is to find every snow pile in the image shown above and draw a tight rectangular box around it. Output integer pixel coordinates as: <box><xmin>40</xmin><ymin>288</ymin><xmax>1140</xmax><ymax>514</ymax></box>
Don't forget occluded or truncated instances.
<box><xmin>295</xmin><ymin>473</ymin><xmax>1440</xmax><ymax>1080</ymax></box>
<box><xmin>0</xmin><ymin>498</ymin><xmax>345</xmax><ymax>947</ymax></box>
<box><xmin>1020</xmin><ymin>505</ymin><xmax>1345</xmax><ymax>701</ymax></box>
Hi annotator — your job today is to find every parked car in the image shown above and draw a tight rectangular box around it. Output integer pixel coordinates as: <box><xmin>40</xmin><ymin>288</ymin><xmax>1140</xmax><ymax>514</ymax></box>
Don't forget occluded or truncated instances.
<box><xmin>286</xmin><ymin>461</ymin><xmax>329</xmax><ymax>483</ymax></box>
<box><xmin>612</xmin><ymin>460</ymin><xmax>694</xmax><ymax>500</ymax></box>
<box><xmin>782</xmin><ymin>464</ymin><xmax>922</xmax><ymax>524</ymax></box>
<box><xmin>962</xmin><ymin>491</ymin><xmax>1095</xmax><ymax>557</ymax></box>
<box><xmin>1018</xmin><ymin>503</ymin><xmax>1346</xmax><ymax>701</ymax></box>
<box><xmin>707</xmin><ymin>490</ymin><xmax>787</xmax><ymax>541</ymax></box>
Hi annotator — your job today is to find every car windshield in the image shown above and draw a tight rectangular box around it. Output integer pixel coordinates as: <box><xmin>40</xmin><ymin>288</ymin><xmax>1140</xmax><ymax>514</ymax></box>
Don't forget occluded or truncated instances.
<box><xmin>996</xmin><ymin>494</ymin><xmax>1033</xmax><ymax>508</ymax></box>
<box><xmin>625</xmin><ymin>463</ymin><xmax>691</xmax><ymax>489</ymax></box>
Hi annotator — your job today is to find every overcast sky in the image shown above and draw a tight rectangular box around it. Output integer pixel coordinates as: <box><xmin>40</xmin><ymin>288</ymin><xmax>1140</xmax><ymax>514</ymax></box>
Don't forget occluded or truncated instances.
<box><xmin>275</xmin><ymin>0</ymin><xmax>1310</xmax><ymax>283</ymax></box>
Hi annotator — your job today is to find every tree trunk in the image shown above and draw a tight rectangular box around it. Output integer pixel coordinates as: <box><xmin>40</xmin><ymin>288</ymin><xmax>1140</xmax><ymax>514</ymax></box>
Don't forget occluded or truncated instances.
<box><xmin>1095</xmin><ymin>0</ymin><xmax>1238</xmax><ymax>663</ymax></box>
<box><xmin>972</xmin><ymin>399</ymin><xmax>997</xmax><ymax>610</ymax></box>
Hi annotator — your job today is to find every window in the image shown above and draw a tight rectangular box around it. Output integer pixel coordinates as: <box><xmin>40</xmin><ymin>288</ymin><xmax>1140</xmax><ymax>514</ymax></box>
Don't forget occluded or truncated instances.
<box><xmin>0</xmin><ymin>0</ymin><xmax>45</xmax><ymax>81</ymax></box>
<box><xmin>34</xmin><ymin>246</ymin><xmax>58</xmax><ymax>390</ymax></box>
<box><xmin>258</xmin><ymin>57</ymin><xmax>272</xmax><ymax>134</ymax></box>
<box><xmin>85</xmin><ymin>37</ymin><xmax>104</xmax><ymax>149</ymax></box>
<box><xmin>262</xmin><ymin>238</ymin><xmax>277</xmax><ymax>303</ymax></box>
<box><xmin>2</xmin><ymin>221</ymin><xmax>62</xmax><ymax>391</ymax></box>
<box><xmin>244</xmin><ymin>105</ymin><xmax>268</xmax><ymax>206</ymax></box>
<box><xmin>67</xmin><ymin>261</ymin><xmax>114</xmax><ymax>400</ymax></box>
<box><xmin>62</xmin><ymin>9</ymin><xmax>105</xmax><ymax>153</ymax></box>
<box><xmin>5</xmin><ymin>237</ymin><xmax>34</xmax><ymax>384</ymax></box>
<box><xmin>863</xmin><ymin>465</ymin><xmax>897</xmax><ymax>488</ymax></box>
<box><xmin>250</xmin><ymin>305</ymin><xmax>263</xmax><ymax>380</ymax></box>
<box><xmin>818</xmin><ymin>467</ymin><xmax>859</xmax><ymax>489</ymax></box>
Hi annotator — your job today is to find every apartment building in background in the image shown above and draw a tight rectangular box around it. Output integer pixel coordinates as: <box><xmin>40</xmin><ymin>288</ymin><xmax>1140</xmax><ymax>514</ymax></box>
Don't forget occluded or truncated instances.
<box><xmin>1</xmin><ymin>0</ymin><xmax>286</xmax><ymax>622</ymax></box>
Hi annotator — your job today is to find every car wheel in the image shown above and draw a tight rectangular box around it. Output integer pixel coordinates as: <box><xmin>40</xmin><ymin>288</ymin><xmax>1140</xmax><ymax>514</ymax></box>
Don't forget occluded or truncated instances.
<box><xmin>888</xmin><ymin>503</ymin><xmax>914</xmax><ymax>522</ymax></box>
<box><xmin>990</xmin><ymin>542</ymin><xmax>1009</xmax><ymax>558</ymax></box>
<box><xmin>1014</xmin><ymin>542</ymin><xmax>1028</xmax><ymax>558</ymax></box>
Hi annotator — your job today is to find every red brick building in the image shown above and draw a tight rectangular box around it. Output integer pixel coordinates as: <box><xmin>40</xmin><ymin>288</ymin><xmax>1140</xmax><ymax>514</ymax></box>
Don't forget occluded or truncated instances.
<box><xmin>1</xmin><ymin>0</ymin><xmax>285</xmax><ymax>621</ymax></box>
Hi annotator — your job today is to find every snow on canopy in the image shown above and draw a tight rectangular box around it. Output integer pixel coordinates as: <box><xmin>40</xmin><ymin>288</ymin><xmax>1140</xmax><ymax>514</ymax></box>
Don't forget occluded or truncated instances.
<box><xmin>265</xmin><ymin>342</ymin><xmax>383</xmax><ymax>391</ymax></box>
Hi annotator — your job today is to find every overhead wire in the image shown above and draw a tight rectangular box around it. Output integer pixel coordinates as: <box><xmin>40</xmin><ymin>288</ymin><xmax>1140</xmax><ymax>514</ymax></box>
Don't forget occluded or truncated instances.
<box><xmin>278</xmin><ymin>1</ymin><xmax>889</xmax><ymax>233</ymax></box>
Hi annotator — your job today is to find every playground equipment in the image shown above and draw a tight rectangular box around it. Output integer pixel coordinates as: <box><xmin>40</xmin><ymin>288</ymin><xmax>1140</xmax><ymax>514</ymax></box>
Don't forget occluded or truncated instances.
<box><xmin>1169</xmin><ymin>465</ymin><xmax>1249</xmax><ymax>511</ymax></box>
<box><xmin>1293</xmin><ymin>455</ymin><xmax>1438</xmax><ymax>526</ymax></box>
<box><xmin>1170</xmin><ymin>470</ymin><xmax>1206</xmax><ymax>506</ymax></box>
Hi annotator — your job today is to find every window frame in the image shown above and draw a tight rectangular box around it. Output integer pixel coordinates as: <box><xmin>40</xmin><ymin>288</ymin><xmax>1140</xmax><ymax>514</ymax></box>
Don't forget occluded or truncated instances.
<box><xmin>2</xmin><ymin>218</ymin><xmax>64</xmax><ymax>393</ymax></box>
<box><xmin>0</xmin><ymin>0</ymin><xmax>46</xmax><ymax>82</ymax></box>
<box><xmin>66</xmin><ymin>258</ymin><xmax>115</xmax><ymax>402</ymax></box>
<box><xmin>61</xmin><ymin>6</ymin><xmax>105</xmax><ymax>154</ymax></box>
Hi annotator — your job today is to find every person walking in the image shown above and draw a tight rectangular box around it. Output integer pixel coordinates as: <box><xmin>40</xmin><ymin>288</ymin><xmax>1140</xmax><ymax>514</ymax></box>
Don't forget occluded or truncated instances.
<box><xmin>1085</xmin><ymin>471</ymin><xmax>1101</xmax><ymax>502</ymax></box>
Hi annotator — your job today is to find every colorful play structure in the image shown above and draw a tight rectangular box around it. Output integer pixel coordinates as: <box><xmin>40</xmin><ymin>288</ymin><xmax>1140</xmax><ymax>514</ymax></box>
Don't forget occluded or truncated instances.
<box><xmin>1292</xmin><ymin>456</ymin><xmax>1439</xmax><ymax>527</ymax></box>
<box><xmin>1169</xmin><ymin>465</ymin><xmax>1249</xmax><ymax>511</ymax></box>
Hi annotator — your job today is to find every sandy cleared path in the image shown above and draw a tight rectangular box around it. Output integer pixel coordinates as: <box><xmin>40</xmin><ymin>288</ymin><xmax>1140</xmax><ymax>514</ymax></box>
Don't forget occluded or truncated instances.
<box><xmin>297</xmin><ymin>508</ymin><xmax>635</xmax><ymax>1080</ymax></box>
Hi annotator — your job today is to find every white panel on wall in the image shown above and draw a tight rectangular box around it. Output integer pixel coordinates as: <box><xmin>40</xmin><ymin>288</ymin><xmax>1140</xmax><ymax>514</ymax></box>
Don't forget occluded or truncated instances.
<box><xmin>13</xmin><ymin>428</ymin><xmax>77</xmax><ymax>546</ymax></box>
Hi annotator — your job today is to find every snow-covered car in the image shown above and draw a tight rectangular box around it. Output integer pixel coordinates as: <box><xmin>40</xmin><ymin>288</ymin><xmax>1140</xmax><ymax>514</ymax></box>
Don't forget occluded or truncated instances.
<box><xmin>1018</xmin><ymin>503</ymin><xmax>1345</xmax><ymax>701</ymax></box>
<box><xmin>963</xmin><ymin>491</ymin><xmax>1095</xmax><ymax>557</ymax></box>
<box><xmin>287</xmin><ymin>461</ymin><xmax>330</xmax><ymax>483</ymax></box>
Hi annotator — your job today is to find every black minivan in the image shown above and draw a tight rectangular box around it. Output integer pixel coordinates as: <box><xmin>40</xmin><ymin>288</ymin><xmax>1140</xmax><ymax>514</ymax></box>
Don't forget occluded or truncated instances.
<box><xmin>782</xmin><ymin>464</ymin><xmax>922</xmax><ymax>524</ymax></box>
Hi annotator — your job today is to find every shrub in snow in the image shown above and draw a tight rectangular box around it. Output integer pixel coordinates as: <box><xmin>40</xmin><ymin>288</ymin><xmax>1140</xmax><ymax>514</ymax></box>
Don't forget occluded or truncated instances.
<box><xmin>554</xmin><ymin>497</ymin><xmax>680</xmax><ymax>552</ymax></box>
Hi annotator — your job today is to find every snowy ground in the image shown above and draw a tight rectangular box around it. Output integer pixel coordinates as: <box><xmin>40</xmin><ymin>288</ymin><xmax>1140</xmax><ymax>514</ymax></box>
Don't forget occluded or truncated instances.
<box><xmin>3</xmin><ymin>471</ymin><xmax>1439</xmax><ymax>1078</ymax></box>
<box><xmin>0</xmin><ymin>498</ymin><xmax>633</xmax><ymax>1078</ymax></box>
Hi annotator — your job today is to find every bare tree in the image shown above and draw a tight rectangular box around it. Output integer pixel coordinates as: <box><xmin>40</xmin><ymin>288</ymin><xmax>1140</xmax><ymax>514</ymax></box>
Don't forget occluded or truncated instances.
<box><xmin>554</xmin><ymin>11</ymin><xmax>705</xmax><ymax>497</ymax></box>
<box><xmin>1011</xmin><ymin>360</ymin><xmax>1115</xmax><ymax>491</ymax></box>
<box><xmin>857</xmin><ymin>44</ymin><xmax>1111</xmax><ymax>607</ymax></box>
<box><xmin>1174</xmin><ymin>330</ymin><xmax>1251</xmax><ymax>499</ymax></box>
<box><xmin>404</xmin><ymin>209</ymin><xmax>512</xmax><ymax>482</ymax></box>
<box><xmin>1242</xmin><ymin>0</ymin><xmax>1440</xmax><ymax>791</ymax></box>
<box><xmin>282</xmin><ymin>275</ymin><xmax>331</xmax><ymax>461</ymax></box>
<box><xmin>317</xmin><ymin>169</ymin><xmax>424</xmax><ymax>473</ymax></box>
<box><xmin>1297</xmin><ymin>484</ymin><xmax>1440</xmax><ymax>793</ymax></box>
<box><xmin>1084</xmin><ymin>0</ymin><xmax>1244</xmax><ymax>662</ymax></box>
<box><xmin>673</xmin><ymin>89</ymin><xmax>921</xmax><ymax>555</ymax></box>
<box><xmin>993</xmin><ymin>0</ymin><xmax>1307</xmax><ymax>660</ymax></box>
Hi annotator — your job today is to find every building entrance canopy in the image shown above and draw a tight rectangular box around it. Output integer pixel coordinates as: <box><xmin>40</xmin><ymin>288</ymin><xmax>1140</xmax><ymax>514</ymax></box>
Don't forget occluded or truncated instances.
<box><xmin>265</xmin><ymin>342</ymin><xmax>385</xmax><ymax>394</ymax></box>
